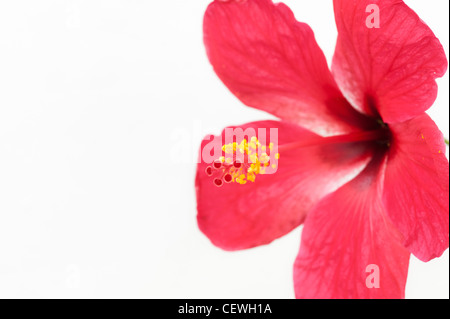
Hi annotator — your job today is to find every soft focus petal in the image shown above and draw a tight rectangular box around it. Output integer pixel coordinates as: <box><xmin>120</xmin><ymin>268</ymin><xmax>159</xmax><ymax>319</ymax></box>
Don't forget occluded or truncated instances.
<box><xmin>196</xmin><ymin>120</ymin><xmax>374</xmax><ymax>251</ymax></box>
<box><xmin>332</xmin><ymin>0</ymin><xmax>448</xmax><ymax>123</ymax></box>
<box><xmin>204</xmin><ymin>0</ymin><xmax>371</xmax><ymax>136</ymax></box>
<box><xmin>383</xmin><ymin>114</ymin><xmax>449</xmax><ymax>262</ymax></box>
<box><xmin>294</xmin><ymin>154</ymin><xmax>410</xmax><ymax>299</ymax></box>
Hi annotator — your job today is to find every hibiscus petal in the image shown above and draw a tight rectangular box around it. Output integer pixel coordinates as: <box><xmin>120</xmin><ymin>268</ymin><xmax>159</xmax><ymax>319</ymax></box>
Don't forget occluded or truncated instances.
<box><xmin>383</xmin><ymin>114</ymin><xmax>449</xmax><ymax>262</ymax></box>
<box><xmin>332</xmin><ymin>0</ymin><xmax>448</xmax><ymax>123</ymax></box>
<box><xmin>204</xmin><ymin>0</ymin><xmax>371</xmax><ymax>136</ymax></box>
<box><xmin>294</xmin><ymin>154</ymin><xmax>410</xmax><ymax>299</ymax></box>
<box><xmin>196</xmin><ymin>120</ymin><xmax>373</xmax><ymax>251</ymax></box>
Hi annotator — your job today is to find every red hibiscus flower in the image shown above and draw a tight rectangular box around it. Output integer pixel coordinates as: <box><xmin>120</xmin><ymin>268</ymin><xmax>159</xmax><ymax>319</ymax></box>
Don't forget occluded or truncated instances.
<box><xmin>195</xmin><ymin>0</ymin><xmax>449</xmax><ymax>299</ymax></box>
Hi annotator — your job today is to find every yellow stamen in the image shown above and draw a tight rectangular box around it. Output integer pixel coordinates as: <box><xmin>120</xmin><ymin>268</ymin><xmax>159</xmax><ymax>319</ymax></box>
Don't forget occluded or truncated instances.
<box><xmin>208</xmin><ymin>136</ymin><xmax>279</xmax><ymax>186</ymax></box>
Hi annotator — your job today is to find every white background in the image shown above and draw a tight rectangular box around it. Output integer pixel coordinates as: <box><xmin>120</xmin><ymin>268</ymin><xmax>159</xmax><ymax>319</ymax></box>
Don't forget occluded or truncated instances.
<box><xmin>0</xmin><ymin>0</ymin><xmax>448</xmax><ymax>299</ymax></box>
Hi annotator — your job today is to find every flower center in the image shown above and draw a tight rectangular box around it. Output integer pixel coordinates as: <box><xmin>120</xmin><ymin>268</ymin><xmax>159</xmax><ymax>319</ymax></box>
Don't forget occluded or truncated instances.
<box><xmin>204</xmin><ymin>122</ymin><xmax>391</xmax><ymax>188</ymax></box>
<box><xmin>205</xmin><ymin>136</ymin><xmax>280</xmax><ymax>187</ymax></box>
<box><xmin>374</xmin><ymin>119</ymin><xmax>392</xmax><ymax>147</ymax></box>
